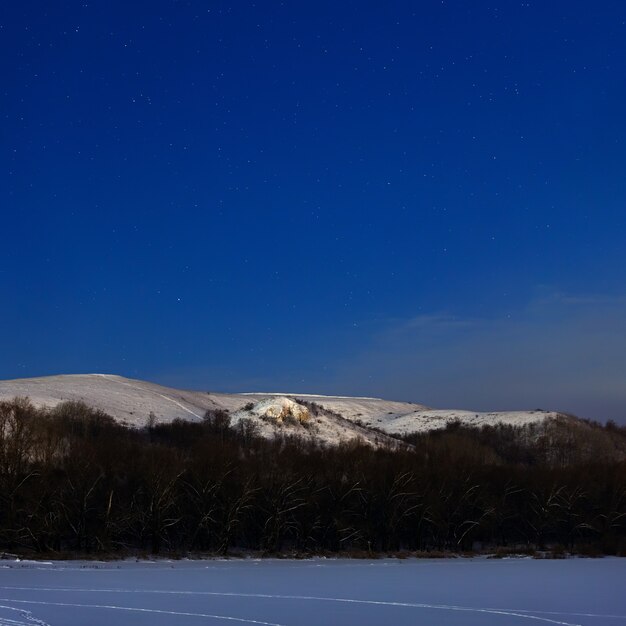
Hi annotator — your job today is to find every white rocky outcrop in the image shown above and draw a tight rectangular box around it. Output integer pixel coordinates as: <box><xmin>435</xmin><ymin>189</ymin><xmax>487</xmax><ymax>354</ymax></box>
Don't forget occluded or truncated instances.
<box><xmin>240</xmin><ymin>396</ymin><xmax>310</xmax><ymax>424</ymax></box>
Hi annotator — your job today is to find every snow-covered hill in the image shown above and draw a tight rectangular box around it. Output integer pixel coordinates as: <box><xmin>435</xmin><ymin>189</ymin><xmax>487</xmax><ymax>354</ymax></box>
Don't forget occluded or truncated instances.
<box><xmin>0</xmin><ymin>374</ymin><xmax>563</xmax><ymax>445</ymax></box>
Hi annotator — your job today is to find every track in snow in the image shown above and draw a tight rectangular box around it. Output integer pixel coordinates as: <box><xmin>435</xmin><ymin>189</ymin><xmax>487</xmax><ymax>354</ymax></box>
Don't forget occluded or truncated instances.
<box><xmin>0</xmin><ymin>587</ymin><xmax>599</xmax><ymax>626</ymax></box>
<box><xmin>0</xmin><ymin>558</ymin><xmax>624</xmax><ymax>626</ymax></box>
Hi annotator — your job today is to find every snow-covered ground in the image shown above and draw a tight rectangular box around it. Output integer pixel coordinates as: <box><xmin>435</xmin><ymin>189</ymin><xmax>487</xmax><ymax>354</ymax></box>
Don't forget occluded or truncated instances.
<box><xmin>0</xmin><ymin>557</ymin><xmax>623</xmax><ymax>625</ymax></box>
<box><xmin>0</xmin><ymin>374</ymin><xmax>561</xmax><ymax>444</ymax></box>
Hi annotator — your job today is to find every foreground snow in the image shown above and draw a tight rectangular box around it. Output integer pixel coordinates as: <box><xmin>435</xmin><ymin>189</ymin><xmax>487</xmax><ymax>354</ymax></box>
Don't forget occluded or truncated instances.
<box><xmin>0</xmin><ymin>557</ymin><xmax>623</xmax><ymax>625</ymax></box>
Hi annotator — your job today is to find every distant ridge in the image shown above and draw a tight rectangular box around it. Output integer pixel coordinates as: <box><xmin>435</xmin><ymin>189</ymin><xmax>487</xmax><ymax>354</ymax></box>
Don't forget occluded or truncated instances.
<box><xmin>0</xmin><ymin>373</ymin><xmax>564</xmax><ymax>446</ymax></box>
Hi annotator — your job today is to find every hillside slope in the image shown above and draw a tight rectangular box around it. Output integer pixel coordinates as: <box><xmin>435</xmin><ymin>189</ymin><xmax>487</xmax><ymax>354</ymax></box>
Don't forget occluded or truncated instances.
<box><xmin>0</xmin><ymin>373</ymin><xmax>562</xmax><ymax>444</ymax></box>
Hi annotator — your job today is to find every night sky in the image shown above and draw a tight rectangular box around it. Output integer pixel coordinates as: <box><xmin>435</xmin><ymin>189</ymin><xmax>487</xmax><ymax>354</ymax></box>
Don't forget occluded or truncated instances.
<box><xmin>2</xmin><ymin>1</ymin><xmax>626</xmax><ymax>421</ymax></box>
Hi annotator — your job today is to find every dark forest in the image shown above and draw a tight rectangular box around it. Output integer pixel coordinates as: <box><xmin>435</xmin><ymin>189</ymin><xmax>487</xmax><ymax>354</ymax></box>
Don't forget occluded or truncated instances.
<box><xmin>1</xmin><ymin>398</ymin><xmax>625</xmax><ymax>558</ymax></box>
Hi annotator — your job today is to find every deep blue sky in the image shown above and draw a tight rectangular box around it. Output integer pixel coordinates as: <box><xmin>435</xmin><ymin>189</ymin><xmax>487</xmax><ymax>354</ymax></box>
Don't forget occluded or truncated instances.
<box><xmin>2</xmin><ymin>1</ymin><xmax>626</xmax><ymax>420</ymax></box>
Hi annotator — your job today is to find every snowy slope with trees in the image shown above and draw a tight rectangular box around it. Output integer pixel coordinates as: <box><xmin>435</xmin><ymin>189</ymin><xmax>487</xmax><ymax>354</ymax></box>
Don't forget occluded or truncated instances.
<box><xmin>0</xmin><ymin>373</ymin><xmax>562</xmax><ymax>445</ymax></box>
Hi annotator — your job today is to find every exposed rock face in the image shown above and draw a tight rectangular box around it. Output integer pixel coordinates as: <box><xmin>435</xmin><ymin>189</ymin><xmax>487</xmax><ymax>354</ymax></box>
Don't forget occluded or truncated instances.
<box><xmin>247</xmin><ymin>397</ymin><xmax>310</xmax><ymax>424</ymax></box>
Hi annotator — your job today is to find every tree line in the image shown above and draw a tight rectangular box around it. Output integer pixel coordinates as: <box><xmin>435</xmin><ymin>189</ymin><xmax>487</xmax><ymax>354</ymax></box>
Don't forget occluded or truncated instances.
<box><xmin>0</xmin><ymin>397</ymin><xmax>625</xmax><ymax>556</ymax></box>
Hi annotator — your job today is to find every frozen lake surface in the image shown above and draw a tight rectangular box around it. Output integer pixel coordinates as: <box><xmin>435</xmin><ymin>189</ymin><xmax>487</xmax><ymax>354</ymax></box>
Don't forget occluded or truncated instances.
<box><xmin>0</xmin><ymin>557</ymin><xmax>624</xmax><ymax>625</ymax></box>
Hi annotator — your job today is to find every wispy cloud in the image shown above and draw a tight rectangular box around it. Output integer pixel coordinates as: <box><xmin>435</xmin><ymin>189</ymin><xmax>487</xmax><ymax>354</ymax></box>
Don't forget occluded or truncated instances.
<box><xmin>330</xmin><ymin>293</ymin><xmax>626</xmax><ymax>422</ymax></box>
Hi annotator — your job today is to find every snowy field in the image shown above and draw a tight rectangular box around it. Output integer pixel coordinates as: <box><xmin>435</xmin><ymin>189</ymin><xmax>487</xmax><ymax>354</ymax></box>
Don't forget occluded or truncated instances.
<box><xmin>0</xmin><ymin>557</ymin><xmax>624</xmax><ymax>626</ymax></box>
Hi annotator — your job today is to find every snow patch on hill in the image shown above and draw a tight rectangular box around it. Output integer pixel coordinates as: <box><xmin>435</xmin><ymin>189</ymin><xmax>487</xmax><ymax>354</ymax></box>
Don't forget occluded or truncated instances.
<box><xmin>360</xmin><ymin>408</ymin><xmax>560</xmax><ymax>435</ymax></box>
